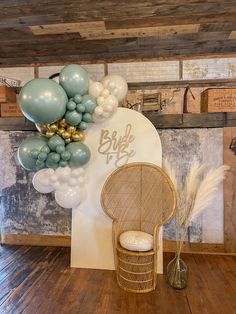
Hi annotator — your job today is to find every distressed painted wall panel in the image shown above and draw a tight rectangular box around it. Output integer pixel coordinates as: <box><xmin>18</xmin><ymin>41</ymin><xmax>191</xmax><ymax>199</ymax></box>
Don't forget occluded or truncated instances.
<box><xmin>183</xmin><ymin>58</ymin><xmax>236</xmax><ymax>80</ymax></box>
<box><xmin>0</xmin><ymin>129</ymin><xmax>223</xmax><ymax>243</ymax></box>
<box><xmin>0</xmin><ymin>131</ymin><xmax>71</xmax><ymax>235</ymax></box>
<box><xmin>0</xmin><ymin>67</ymin><xmax>34</xmax><ymax>86</ymax></box>
<box><xmin>159</xmin><ymin>128</ymin><xmax>223</xmax><ymax>244</ymax></box>
<box><xmin>39</xmin><ymin>64</ymin><xmax>105</xmax><ymax>81</ymax></box>
<box><xmin>108</xmin><ymin>61</ymin><xmax>179</xmax><ymax>82</ymax></box>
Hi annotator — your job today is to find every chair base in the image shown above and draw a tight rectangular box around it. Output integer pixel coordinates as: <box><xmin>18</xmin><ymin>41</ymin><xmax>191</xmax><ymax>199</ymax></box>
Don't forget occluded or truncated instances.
<box><xmin>116</xmin><ymin>245</ymin><xmax>157</xmax><ymax>293</ymax></box>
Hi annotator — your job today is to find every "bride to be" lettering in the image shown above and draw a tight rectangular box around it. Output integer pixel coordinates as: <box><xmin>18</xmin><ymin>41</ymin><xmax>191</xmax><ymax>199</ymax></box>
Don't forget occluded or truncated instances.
<box><xmin>98</xmin><ymin>124</ymin><xmax>136</xmax><ymax>167</ymax></box>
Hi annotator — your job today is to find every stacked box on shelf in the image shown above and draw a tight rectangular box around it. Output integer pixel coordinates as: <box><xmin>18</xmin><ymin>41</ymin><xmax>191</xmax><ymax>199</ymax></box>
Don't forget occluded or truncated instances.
<box><xmin>0</xmin><ymin>85</ymin><xmax>23</xmax><ymax>117</ymax></box>
<box><xmin>201</xmin><ymin>88</ymin><xmax>236</xmax><ymax>112</ymax></box>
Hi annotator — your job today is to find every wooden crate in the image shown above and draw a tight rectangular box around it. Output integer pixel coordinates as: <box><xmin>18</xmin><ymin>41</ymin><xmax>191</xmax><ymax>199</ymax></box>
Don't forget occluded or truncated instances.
<box><xmin>201</xmin><ymin>88</ymin><xmax>236</xmax><ymax>112</ymax></box>
<box><xmin>0</xmin><ymin>86</ymin><xmax>16</xmax><ymax>103</ymax></box>
<box><xmin>1</xmin><ymin>102</ymin><xmax>23</xmax><ymax>117</ymax></box>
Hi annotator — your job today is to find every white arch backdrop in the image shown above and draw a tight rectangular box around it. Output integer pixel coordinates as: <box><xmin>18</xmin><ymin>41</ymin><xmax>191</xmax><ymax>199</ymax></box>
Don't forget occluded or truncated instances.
<box><xmin>71</xmin><ymin>107</ymin><xmax>164</xmax><ymax>273</ymax></box>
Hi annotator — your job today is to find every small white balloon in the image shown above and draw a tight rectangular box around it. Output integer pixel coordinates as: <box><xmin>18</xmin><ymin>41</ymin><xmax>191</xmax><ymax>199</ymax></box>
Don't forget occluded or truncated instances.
<box><xmin>55</xmin><ymin>188</ymin><xmax>81</xmax><ymax>209</ymax></box>
<box><xmin>101</xmin><ymin>88</ymin><xmax>110</xmax><ymax>98</ymax></box>
<box><xmin>68</xmin><ymin>178</ymin><xmax>78</xmax><ymax>187</ymax></box>
<box><xmin>103</xmin><ymin>104</ymin><xmax>113</xmax><ymax>112</ymax></box>
<box><xmin>55</xmin><ymin>167</ymin><xmax>71</xmax><ymax>180</ymax></box>
<box><xmin>94</xmin><ymin>106</ymin><xmax>103</xmax><ymax>116</ymax></box>
<box><xmin>32</xmin><ymin>170</ymin><xmax>54</xmax><ymax>194</ymax></box>
<box><xmin>102</xmin><ymin>76</ymin><xmax>110</xmax><ymax>88</ymax></box>
<box><xmin>104</xmin><ymin>94</ymin><xmax>118</xmax><ymax>108</ymax></box>
<box><xmin>97</xmin><ymin>96</ymin><xmax>105</xmax><ymax>106</ymax></box>
<box><xmin>89</xmin><ymin>81</ymin><xmax>104</xmax><ymax>98</ymax></box>
<box><xmin>102</xmin><ymin>75</ymin><xmax>128</xmax><ymax>102</ymax></box>
<box><xmin>77</xmin><ymin>176</ymin><xmax>85</xmax><ymax>185</ymax></box>
<box><xmin>52</xmin><ymin>181</ymin><xmax>60</xmax><ymax>190</ymax></box>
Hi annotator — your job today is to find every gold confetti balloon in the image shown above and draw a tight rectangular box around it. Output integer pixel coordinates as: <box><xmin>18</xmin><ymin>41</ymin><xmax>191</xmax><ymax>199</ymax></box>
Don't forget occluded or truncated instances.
<box><xmin>62</xmin><ymin>131</ymin><xmax>71</xmax><ymax>139</ymax></box>
<box><xmin>49</xmin><ymin>123</ymin><xmax>58</xmax><ymax>133</ymax></box>
<box><xmin>45</xmin><ymin>131</ymin><xmax>55</xmax><ymax>138</ymax></box>
<box><xmin>71</xmin><ymin>133</ymin><xmax>81</xmax><ymax>142</ymax></box>
<box><xmin>67</xmin><ymin>126</ymin><xmax>76</xmax><ymax>134</ymax></box>
<box><xmin>36</xmin><ymin>118</ymin><xmax>86</xmax><ymax>143</ymax></box>
<box><xmin>57</xmin><ymin>127</ymin><xmax>65</xmax><ymax>136</ymax></box>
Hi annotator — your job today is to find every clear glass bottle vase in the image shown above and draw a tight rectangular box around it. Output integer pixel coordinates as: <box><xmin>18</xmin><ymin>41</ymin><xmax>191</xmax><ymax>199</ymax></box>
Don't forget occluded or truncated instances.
<box><xmin>167</xmin><ymin>252</ymin><xmax>188</xmax><ymax>289</ymax></box>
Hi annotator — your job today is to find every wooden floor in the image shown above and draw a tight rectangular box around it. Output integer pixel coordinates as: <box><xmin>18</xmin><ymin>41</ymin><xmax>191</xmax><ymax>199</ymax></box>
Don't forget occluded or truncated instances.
<box><xmin>0</xmin><ymin>246</ymin><xmax>236</xmax><ymax>314</ymax></box>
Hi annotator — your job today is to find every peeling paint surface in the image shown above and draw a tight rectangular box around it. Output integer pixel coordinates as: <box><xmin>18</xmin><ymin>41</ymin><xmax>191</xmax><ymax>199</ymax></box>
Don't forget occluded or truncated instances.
<box><xmin>159</xmin><ymin>128</ymin><xmax>223</xmax><ymax>243</ymax></box>
<box><xmin>0</xmin><ymin>131</ymin><xmax>71</xmax><ymax>235</ymax></box>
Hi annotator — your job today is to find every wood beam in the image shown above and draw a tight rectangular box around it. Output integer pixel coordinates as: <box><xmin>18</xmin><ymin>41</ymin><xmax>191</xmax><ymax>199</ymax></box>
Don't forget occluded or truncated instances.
<box><xmin>223</xmin><ymin>127</ymin><xmax>236</xmax><ymax>253</ymax></box>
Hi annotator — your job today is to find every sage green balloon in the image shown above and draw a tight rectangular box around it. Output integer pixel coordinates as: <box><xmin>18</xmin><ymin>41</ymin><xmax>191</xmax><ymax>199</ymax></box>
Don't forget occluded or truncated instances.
<box><xmin>48</xmin><ymin>135</ymin><xmax>65</xmax><ymax>151</ymax></box>
<box><xmin>65</xmin><ymin>110</ymin><xmax>82</xmax><ymax>126</ymax></box>
<box><xmin>66</xmin><ymin>142</ymin><xmax>91</xmax><ymax>167</ymax></box>
<box><xmin>19</xmin><ymin>78</ymin><xmax>68</xmax><ymax>124</ymax></box>
<box><xmin>82</xmin><ymin>95</ymin><xmax>97</xmax><ymax>113</ymax></box>
<box><xmin>59</xmin><ymin>64</ymin><xmax>89</xmax><ymax>97</ymax></box>
<box><xmin>17</xmin><ymin>135</ymin><xmax>48</xmax><ymax>171</ymax></box>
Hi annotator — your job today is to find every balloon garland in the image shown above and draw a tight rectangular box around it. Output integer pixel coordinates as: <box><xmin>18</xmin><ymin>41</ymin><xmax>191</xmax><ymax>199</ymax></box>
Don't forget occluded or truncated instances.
<box><xmin>17</xmin><ymin>64</ymin><xmax>128</xmax><ymax>208</ymax></box>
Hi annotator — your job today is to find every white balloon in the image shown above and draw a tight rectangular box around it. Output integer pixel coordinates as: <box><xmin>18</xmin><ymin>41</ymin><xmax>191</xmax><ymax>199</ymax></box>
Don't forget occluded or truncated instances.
<box><xmin>94</xmin><ymin>106</ymin><xmax>103</xmax><ymax>116</ymax></box>
<box><xmin>71</xmin><ymin>168</ymin><xmax>85</xmax><ymax>177</ymax></box>
<box><xmin>55</xmin><ymin>167</ymin><xmax>71</xmax><ymax>180</ymax></box>
<box><xmin>104</xmin><ymin>94</ymin><xmax>119</xmax><ymax>109</ymax></box>
<box><xmin>102</xmin><ymin>75</ymin><xmax>128</xmax><ymax>102</ymax></box>
<box><xmin>108</xmin><ymin>81</ymin><xmax>116</xmax><ymax>90</ymax></box>
<box><xmin>32</xmin><ymin>170</ymin><xmax>54</xmax><ymax>194</ymax></box>
<box><xmin>50</xmin><ymin>174</ymin><xmax>58</xmax><ymax>183</ymax></box>
<box><xmin>68</xmin><ymin>178</ymin><xmax>78</xmax><ymax>187</ymax></box>
<box><xmin>52</xmin><ymin>181</ymin><xmax>60</xmax><ymax>190</ymax></box>
<box><xmin>77</xmin><ymin>176</ymin><xmax>85</xmax><ymax>185</ymax></box>
<box><xmin>45</xmin><ymin>168</ymin><xmax>55</xmax><ymax>176</ymax></box>
<box><xmin>102</xmin><ymin>76</ymin><xmax>110</xmax><ymax>89</ymax></box>
<box><xmin>89</xmin><ymin>81</ymin><xmax>104</xmax><ymax>98</ymax></box>
<box><xmin>97</xmin><ymin>96</ymin><xmax>105</xmax><ymax>106</ymax></box>
<box><xmin>101</xmin><ymin>88</ymin><xmax>110</xmax><ymax>98</ymax></box>
<box><xmin>55</xmin><ymin>188</ymin><xmax>81</xmax><ymax>209</ymax></box>
<box><xmin>103</xmin><ymin>104</ymin><xmax>113</xmax><ymax>112</ymax></box>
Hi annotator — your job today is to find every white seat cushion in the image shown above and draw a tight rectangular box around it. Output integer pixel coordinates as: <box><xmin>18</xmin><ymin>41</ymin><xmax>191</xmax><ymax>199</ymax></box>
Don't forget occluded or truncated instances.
<box><xmin>119</xmin><ymin>230</ymin><xmax>153</xmax><ymax>252</ymax></box>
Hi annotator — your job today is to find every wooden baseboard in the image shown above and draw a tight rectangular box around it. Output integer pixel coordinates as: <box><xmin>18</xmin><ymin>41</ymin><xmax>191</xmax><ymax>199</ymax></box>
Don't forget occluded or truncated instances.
<box><xmin>2</xmin><ymin>234</ymin><xmax>235</xmax><ymax>255</ymax></box>
<box><xmin>1</xmin><ymin>233</ymin><xmax>71</xmax><ymax>247</ymax></box>
<box><xmin>163</xmin><ymin>240</ymin><xmax>227</xmax><ymax>254</ymax></box>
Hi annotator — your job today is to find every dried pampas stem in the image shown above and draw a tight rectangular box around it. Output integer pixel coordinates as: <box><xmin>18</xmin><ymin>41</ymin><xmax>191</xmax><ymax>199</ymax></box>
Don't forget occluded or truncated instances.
<box><xmin>163</xmin><ymin>159</ymin><xmax>229</xmax><ymax>254</ymax></box>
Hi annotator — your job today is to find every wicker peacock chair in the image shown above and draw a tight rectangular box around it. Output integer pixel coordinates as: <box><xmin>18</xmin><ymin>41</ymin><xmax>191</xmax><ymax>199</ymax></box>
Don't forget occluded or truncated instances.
<box><xmin>101</xmin><ymin>162</ymin><xmax>176</xmax><ymax>293</ymax></box>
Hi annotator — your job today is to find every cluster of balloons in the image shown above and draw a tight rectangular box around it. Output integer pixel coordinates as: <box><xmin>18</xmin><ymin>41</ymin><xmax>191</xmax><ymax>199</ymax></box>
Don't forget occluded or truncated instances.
<box><xmin>65</xmin><ymin>94</ymin><xmax>96</xmax><ymax>129</ymax></box>
<box><xmin>36</xmin><ymin>118</ymin><xmax>85</xmax><ymax>143</ymax></box>
<box><xmin>89</xmin><ymin>75</ymin><xmax>128</xmax><ymax>122</ymax></box>
<box><xmin>17</xmin><ymin>63</ymin><xmax>128</xmax><ymax>208</ymax></box>
<box><xmin>33</xmin><ymin>167</ymin><xmax>86</xmax><ymax>208</ymax></box>
<box><xmin>18</xmin><ymin>134</ymin><xmax>91</xmax><ymax>171</ymax></box>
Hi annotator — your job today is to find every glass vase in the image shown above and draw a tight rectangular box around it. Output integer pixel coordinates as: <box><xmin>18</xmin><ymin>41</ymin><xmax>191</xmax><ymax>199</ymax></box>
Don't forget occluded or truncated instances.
<box><xmin>167</xmin><ymin>252</ymin><xmax>188</xmax><ymax>289</ymax></box>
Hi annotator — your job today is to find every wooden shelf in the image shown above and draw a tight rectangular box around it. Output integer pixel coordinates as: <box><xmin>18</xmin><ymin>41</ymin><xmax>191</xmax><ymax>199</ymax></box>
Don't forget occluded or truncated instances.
<box><xmin>144</xmin><ymin>112</ymin><xmax>236</xmax><ymax>129</ymax></box>
<box><xmin>128</xmin><ymin>78</ymin><xmax>236</xmax><ymax>90</ymax></box>
<box><xmin>1</xmin><ymin>113</ymin><xmax>236</xmax><ymax>131</ymax></box>
<box><xmin>0</xmin><ymin>117</ymin><xmax>36</xmax><ymax>131</ymax></box>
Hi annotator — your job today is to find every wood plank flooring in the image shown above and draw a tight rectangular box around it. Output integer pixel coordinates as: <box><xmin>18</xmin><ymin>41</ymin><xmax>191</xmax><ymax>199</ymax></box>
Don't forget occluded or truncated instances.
<box><xmin>0</xmin><ymin>246</ymin><xmax>235</xmax><ymax>314</ymax></box>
